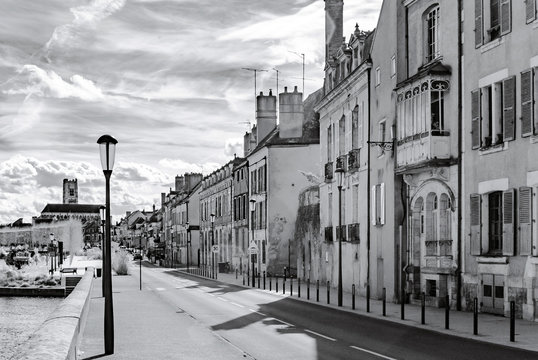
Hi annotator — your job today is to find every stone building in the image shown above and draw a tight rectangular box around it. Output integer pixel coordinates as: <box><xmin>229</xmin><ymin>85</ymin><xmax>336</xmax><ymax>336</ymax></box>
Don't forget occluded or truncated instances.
<box><xmin>63</xmin><ymin>179</ymin><xmax>78</xmax><ymax>204</ymax></box>
<box><xmin>463</xmin><ymin>0</ymin><xmax>538</xmax><ymax>319</ymax></box>
<box><xmin>232</xmin><ymin>159</ymin><xmax>249</xmax><ymax>273</ymax></box>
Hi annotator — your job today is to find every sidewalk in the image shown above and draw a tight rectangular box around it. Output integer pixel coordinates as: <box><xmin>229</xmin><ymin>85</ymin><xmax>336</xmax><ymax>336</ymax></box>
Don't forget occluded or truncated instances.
<box><xmin>179</xmin><ymin>267</ymin><xmax>538</xmax><ymax>353</ymax></box>
<box><xmin>79</xmin><ymin>270</ymin><xmax>247</xmax><ymax>359</ymax></box>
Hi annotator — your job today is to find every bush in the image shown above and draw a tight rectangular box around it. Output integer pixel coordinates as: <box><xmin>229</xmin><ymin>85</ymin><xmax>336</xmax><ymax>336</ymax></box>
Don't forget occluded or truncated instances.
<box><xmin>86</xmin><ymin>247</ymin><xmax>102</xmax><ymax>260</ymax></box>
<box><xmin>113</xmin><ymin>250</ymin><xmax>129</xmax><ymax>275</ymax></box>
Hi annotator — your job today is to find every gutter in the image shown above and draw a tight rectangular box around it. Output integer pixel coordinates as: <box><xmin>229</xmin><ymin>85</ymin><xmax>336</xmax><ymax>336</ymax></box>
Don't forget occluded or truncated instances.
<box><xmin>456</xmin><ymin>0</ymin><xmax>463</xmax><ymax>312</ymax></box>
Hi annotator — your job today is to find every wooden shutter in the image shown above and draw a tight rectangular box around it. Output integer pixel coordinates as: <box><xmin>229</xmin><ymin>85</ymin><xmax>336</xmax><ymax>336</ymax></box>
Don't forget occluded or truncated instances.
<box><xmin>521</xmin><ymin>70</ymin><xmax>534</xmax><ymax>137</ymax></box>
<box><xmin>371</xmin><ymin>185</ymin><xmax>377</xmax><ymax>225</ymax></box>
<box><xmin>503</xmin><ymin>76</ymin><xmax>516</xmax><ymax>142</ymax></box>
<box><xmin>380</xmin><ymin>183</ymin><xmax>385</xmax><ymax>225</ymax></box>
<box><xmin>519</xmin><ymin>187</ymin><xmax>532</xmax><ymax>255</ymax></box>
<box><xmin>475</xmin><ymin>0</ymin><xmax>483</xmax><ymax>47</ymax></box>
<box><xmin>502</xmin><ymin>189</ymin><xmax>516</xmax><ymax>256</ymax></box>
<box><xmin>470</xmin><ymin>194</ymin><xmax>482</xmax><ymax>255</ymax></box>
<box><xmin>500</xmin><ymin>0</ymin><xmax>511</xmax><ymax>35</ymax></box>
<box><xmin>527</xmin><ymin>0</ymin><xmax>537</xmax><ymax>23</ymax></box>
<box><xmin>471</xmin><ymin>89</ymin><xmax>481</xmax><ymax>149</ymax></box>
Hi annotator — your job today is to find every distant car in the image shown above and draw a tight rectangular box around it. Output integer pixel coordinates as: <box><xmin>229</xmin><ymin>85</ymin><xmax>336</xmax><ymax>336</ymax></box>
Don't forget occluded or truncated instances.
<box><xmin>133</xmin><ymin>253</ymin><xmax>142</xmax><ymax>260</ymax></box>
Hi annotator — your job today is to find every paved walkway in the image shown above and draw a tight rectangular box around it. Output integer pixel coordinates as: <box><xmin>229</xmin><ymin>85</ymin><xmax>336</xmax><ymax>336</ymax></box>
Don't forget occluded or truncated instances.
<box><xmin>179</xmin><ymin>266</ymin><xmax>538</xmax><ymax>353</ymax></box>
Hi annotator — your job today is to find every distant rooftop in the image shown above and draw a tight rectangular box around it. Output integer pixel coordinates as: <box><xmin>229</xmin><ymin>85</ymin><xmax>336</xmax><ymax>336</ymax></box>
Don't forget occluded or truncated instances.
<box><xmin>41</xmin><ymin>204</ymin><xmax>102</xmax><ymax>214</ymax></box>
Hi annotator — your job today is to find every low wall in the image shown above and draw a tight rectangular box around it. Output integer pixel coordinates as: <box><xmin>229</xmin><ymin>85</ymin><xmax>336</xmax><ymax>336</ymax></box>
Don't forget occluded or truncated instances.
<box><xmin>0</xmin><ymin>287</ymin><xmax>65</xmax><ymax>297</ymax></box>
<box><xmin>12</xmin><ymin>268</ymin><xmax>94</xmax><ymax>360</ymax></box>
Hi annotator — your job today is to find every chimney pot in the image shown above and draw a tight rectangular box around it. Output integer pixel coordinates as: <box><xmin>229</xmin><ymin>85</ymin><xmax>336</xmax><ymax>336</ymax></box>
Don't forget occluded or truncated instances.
<box><xmin>269</xmin><ymin>89</ymin><xmax>272</xmax><ymax>96</ymax></box>
<box><xmin>284</xmin><ymin>86</ymin><xmax>288</xmax><ymax>93</ymax></box>
<box><xmin>260</xmin><ymin>91</ymin><xmax>263</xmax><ymax>96</ymax></box>
<box><xmin>294</xmin><ymin>86</ymin><xmax>298</xmax><ymax>93</ymax></box>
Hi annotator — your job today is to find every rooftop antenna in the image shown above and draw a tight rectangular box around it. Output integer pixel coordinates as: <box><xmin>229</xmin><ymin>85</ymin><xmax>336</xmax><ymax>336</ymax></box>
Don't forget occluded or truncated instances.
<box><xmin>288</xmin><ymin>51</ymin><xmax>305</xmax><ymax>94</ymax></box>
<box><xmin>242</xmin><ymin>67</ymin><xmax>268</xmax><ymax>113</ymax></box>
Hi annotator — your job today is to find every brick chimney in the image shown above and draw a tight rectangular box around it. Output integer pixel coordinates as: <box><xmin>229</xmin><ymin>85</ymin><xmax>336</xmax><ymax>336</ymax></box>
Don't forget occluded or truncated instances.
<box><xmin>325</xmin><ymin>0</ymin><xmax>344</xmax><ymax>66</ymax></box>
<box><xmin>279</xmin><ymin>86</ymin><xmax>304</xmax><ymax>139</ymax></box>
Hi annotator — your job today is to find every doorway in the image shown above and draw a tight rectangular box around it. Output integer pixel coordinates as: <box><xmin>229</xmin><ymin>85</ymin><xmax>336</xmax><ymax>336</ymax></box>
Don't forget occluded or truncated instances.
<box><xmin>482</xmin><ymin>274</ymin><xmax>504</xmax><ymax>315</ymax></box>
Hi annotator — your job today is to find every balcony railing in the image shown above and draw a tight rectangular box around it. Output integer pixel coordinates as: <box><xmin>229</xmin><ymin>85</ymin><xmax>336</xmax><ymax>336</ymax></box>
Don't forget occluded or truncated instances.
<box><xmin>336</xmin><ymin>155</ymin><xmax>347</xmax><ymax>172</ymax></box>
<box><xmin>396</xmin><ymin>131</ymin><xmax>450</xmax><ymax>170</ymax></box>
<box><xmin>347</xmin><ymin>223</ymin><xmax>360</xmax><ymax>242</ymax></box>
<box><xmin>348</xmin><ymin>149</ymin><xmax>360</xmax><ymax>171</ymax></box>
<box><xmin>425</xmin><ymin>240</ymin><xmax>453</xmax><ymax>269</ymax></box>
<box><xmin>324</xmin><ymin>162</ymin><xmax>333</xmax><ymax>181</ymax></box>
<box><xmin>324</xmin><ymin>226</ymin><xmax>333</xmax><ymax>242</ymax></box>
<box><xmin>336</xmin><ymin>225</ymin><xmax>347</xmax><ymax>242</ymax></box>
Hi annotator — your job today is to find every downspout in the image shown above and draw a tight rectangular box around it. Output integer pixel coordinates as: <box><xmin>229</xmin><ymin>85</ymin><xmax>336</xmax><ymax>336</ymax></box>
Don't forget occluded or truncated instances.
<box><xmin>405</xmin><ymin>6</ymin><xmax>409</xmax><ymax>79</ymax></box>
<box><xmin>456</xmin><ymin>0</ymin><xmax>463</xmax><ymax>311</ymax></box>
<box><xmin>366</xmin><ymin>64</ymin><xmax>372</xmax><ymax>304</ymax></box>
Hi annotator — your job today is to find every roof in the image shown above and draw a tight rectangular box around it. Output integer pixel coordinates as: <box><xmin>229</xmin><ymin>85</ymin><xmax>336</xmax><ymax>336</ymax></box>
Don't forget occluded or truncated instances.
<box><xmin>41</xmin><ymin>204</ymin><xmax>102</xmax><ymax>214</ymax></box>
<box><xmin>396</xmin><ymin>60</ymin><xmax>451</xmax><ymax>89</ymax></box>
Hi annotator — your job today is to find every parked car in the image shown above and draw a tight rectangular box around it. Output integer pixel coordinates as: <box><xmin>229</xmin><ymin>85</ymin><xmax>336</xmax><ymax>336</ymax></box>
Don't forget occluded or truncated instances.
<box><xmin>133</xmin><ymin>253</ymin><xmax>142</xmax><ymax>260</ymax></box>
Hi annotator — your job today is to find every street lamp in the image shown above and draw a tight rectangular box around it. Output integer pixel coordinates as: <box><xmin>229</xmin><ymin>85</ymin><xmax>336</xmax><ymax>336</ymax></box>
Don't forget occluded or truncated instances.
<box><xmin>97</xmin><ymin>134</ymin><xmax>117</xmax><ymax>355</ymax></box>
<box><xmin>249</xmin><ymin>199</ymin><xmax>256</xmax><ymax>287</ymax></box>
<box><xmin>210</xmin><ymin>213</ymin><xmax>215</xmax><ymax>279</ymax></box>
<box><xmin>99</xmin><ymin>205</ymin><xmax>106</xmax><ymax>295</ymax></box>
<box><xmin>186</xmin><ymin>221</ymin><xmax>190</xmax><ymax>273</ymax></box>
<box><xmin>335</xmin><ymin>167</ymin><xmax>344</xmax><ymax>307</ymax></box>
<box><xmin>49</xmin><ymin>233</ymin><xmax>55</xmax><ymax>274</ymax></box>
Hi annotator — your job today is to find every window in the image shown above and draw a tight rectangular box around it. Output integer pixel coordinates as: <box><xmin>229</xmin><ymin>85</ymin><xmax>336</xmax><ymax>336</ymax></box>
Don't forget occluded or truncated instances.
<box><xmin>526</xmin><ymin>0</ymin><xmax>537</xmax><ymax>23</ymax></box>
<box><xmin>378</xmin><ymin>120</ymin><xmax>386</xmax><ymax>156</ymax></box>
<box><xmin>391</xmin><ymin>55</ymin><xmax>396</xmax><ymax>77</ymax></box>
<box><xmin>425</xmin><ymin>6</ymin><xmax>440</xmax><ymax>63</ymax></box>
<box><xmin>69</xmin><ymin>189</ymin><xmax>75</xmax><ymax>196</ymax></box>
<box><xmin>352</xmin><ymin>106</ymin><xmax>359</xmax><ymax>149</ymax></box>
<box><xmin>371</xmin><ymin>183</ymin><xmax>385</xmax><ymax>226</ymax></box>
<box><xmin>471</xmin><ymin>76</ymin><xmax>515</xmax><ymax>149</ymax></box>
<box><xmin>475</xmin><ymin>0</ymin><xmax>512</xmax><ymax>48</ymax></box>
<box><xmin>327</xmin><ymin>125</ymin><xmax>333</xmax><ymax>161</ymax></box>
<box><xmin>430</xmin><ymin>90</ymin><xmax>445</xmax><ymax>133</ymax></box>
<box><xmin>375</xmin><ymin>67</ymin><xmax>381</xmax><ymax>86</ymax></box>
<box><xmin>339</xmin><ymin>115</ymin><xmax>346</xmax><ymax>155</ymax></box>
<box><xmin>488</xmin><ymin>191</ymin><xmax>503</xmax><ymax>253</ymax></box>
<box><xmin>521</xmin><ymin>68</ymin><xmax>538</xmax><ymax>137</ymax></box>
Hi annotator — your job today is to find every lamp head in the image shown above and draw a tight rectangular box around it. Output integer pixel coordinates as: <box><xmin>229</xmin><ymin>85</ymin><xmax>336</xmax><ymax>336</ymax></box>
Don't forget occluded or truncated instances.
<box><xmin>97</xmin><ymin>134</ymin><xmax>118</xmax><ymax>171</ymax></box>
<box><xmin>335</xmin><ymin>167</ymin><xmax>344</xmax><ymax>188</ymax></box>
<box><xmin>49</xmin><ymin>233</ymin><xmax>54</xmax><ymax>242</ymax></box>
<box><xmin>249</xmin><ymin>198</ymin><xmax>256</xmax><ymax>212</ymax></box>
<box><xmin>210</xmin><ymin>213</ymin><xmax>215</xmax><ymax>223</ymax></box>
<box><xmin>99</xmin><ymin>205</ymin><xmax>106</xmax><ymax>222</ymax></box>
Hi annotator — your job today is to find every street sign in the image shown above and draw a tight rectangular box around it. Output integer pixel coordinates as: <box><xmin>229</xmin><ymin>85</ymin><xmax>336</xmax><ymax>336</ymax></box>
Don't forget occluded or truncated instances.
<box><xmin>248</xmin><ymin>241</ymin><xmax>258</xmax><ymax>255</ymax></box>
<box><xmin>212</xmin><ymin>245</ymin><xmax>219</xmax><ymax>253</ymax></box>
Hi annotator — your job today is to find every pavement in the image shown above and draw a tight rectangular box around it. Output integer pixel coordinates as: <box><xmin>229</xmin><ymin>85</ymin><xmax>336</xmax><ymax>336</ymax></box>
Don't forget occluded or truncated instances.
<box><xmin>190</xmin><ymin>267</ymin><xmax>538</xmax><ymax>353</ymax></box>
<box><xmin>79</xmin><ymin>262</ymin><xmax>538</xmax><ymax>359</ymax></box>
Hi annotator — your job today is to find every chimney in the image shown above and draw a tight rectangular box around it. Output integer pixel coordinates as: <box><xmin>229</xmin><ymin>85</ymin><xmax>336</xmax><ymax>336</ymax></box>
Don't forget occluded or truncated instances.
<box><xmin>161</xmin><ymin>192</ymin><xmax>166</xmax><ymax>208</ymax></box>
<box><xmin>250</xmin><ymin>124</ymin><xmax>258</xmax><ymax>149</ymax></box>
<box><xmin>243</xmin><ymin>131</ymin><xmax>251</xmax><ymax>156</ymax></box>
<box><xmin>184</xmin><ymin>173</ymin><xmax>203</xmax><ymax>192</ymax></box>
<box><xmin>126</xmin><ymin>211</ymin><xmax>131</xmax><ymax>217</ymax></box>
<box><xmin>256</xmin><ymin>91</ymin><xmax>277</xmax><ymax>143</ymax></box>
<box><xmin>153</xmin><ymin>204</ymin><xmax>155</xmax><ymax>213</ymax></box>
<box><xmin>175</xmin><ymin>175</ymin><xmax>185</xmax><ymax>192</ymax></box>
<box><xmin>325</xmin><ymin>0</ymin><xmax>344</xmax><ymax>65</ymax></box>
<box><xmin>279</xmin><ymin>86</ymin><xmax>304</xmax><ymax>139</ymax></box>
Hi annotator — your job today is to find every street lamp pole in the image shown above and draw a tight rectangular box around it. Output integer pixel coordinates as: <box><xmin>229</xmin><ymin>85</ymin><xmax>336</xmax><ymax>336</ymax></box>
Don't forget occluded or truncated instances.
<box><xmin>210</xmin><ymin>213</ymin><xmax>215</xmax><ymax>279</ymax></box>
<box><xmin>249</xmin><ymin>199</ymin><xmax>256</xmax><ymax>288</ymax></box>
<box><xmin>99</xmin><ymin>206</ymin><xmax>106</xmax><ymax>296</ymax></box>
<box><xmin>97</xmin><ymin>134</ymin><xmax>117</xmax><ymax>355</ymax></box>
<box><xmin>335</xmin><ymin>168</ymin><xmax>344</xmax><ymax>307</ymax></box>
<box><xmin>49</xmin><ymin>233</ymin><xmax>55</xmax><ymax>275</ymax></box>
<box><xmin>186</xmin><ymin>221</ymin><xmax>190</xmax><ymax>273</ymax></box>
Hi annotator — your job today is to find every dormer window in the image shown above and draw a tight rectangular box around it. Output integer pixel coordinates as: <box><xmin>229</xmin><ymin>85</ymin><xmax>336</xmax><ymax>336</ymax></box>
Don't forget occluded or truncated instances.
<box><xmin>425</xmin><ymin>6</ymin><xmax>440</xmax><ymax>63</ymax></box>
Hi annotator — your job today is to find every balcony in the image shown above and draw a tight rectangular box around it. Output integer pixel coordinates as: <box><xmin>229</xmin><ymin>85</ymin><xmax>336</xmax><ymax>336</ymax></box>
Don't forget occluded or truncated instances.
<box><xmin>347</xmin><ymin>149</ymin><xmax>360</xmax><ymax>171</ymax></box>
<box><xmin>324</xmin><ymin>162</ymin><xmax>333</xmax><ymax>181</ymax></box>
<box><xmin>396</xmin><ymin>131</ymin><xmax>450</xmax><ymax>172</ymax></box>
<box><xmin>347</xmin><ymin>223</ymin><xmax>360</xmax><ymax>242</ymax></box>
<box><xmin>324</xmin><ymin>226</ymin><xmax>333</xmax><ymax>242</ymax></box>
<box><xmin>336</xmin><ymin>155</ymin><xmax>347</xmax><ymax>172</ymax></box>
<box><xmin>336</xmin><ymin>225</ymin><xmax>347</xmax><ymax>242</ymax></box>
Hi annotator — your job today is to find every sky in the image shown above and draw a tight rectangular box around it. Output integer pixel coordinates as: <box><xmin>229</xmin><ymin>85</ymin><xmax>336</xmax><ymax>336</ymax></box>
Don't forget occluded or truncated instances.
<box><xmin>0</xmin><ymin>0</ymin><xmax>382</xmax><ymax>224</ymax></box>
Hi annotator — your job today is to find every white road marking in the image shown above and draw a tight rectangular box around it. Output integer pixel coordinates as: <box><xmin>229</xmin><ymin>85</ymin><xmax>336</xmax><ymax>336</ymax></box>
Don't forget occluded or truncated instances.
<box><xmin>305</xmin><ymin>329</ymin><xmax>336</xmax><ymax>342</ymax></box>
<box><xmin>217</xmin><ymin>297</ymin><xmax>228</xmax><ymax>302</ymax></box>
<box><xmin>230</xmin><ymin>302</ymin><xmax>244</xmax><ymax>308</ymax></box>
<box><xmin>249</xmin><ymin>309</ymin><xmax>267</xmax><ymax>316</ymax></box>
<box><xmin>274</xmin><ymin>318</ymin><xmax>294</xmax><ymax>327</ymax></box>
<box><xmin>350</xmin><ymin>346</ymin><xmax>397</xmax><ymax>360</ymax></box>
<box><xmin>155</xmin><ymin>287</ymin><xmax>166</xmax><ymax>291</ymax></box>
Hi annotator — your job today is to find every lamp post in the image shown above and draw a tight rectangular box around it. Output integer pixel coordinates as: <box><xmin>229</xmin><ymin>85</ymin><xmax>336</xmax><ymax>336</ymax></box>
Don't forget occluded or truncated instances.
<box><xmin>186</xmin><ymin>221</ymin><xmax>190</xmax><ymax>273</ymax></box>
<box><xmin>99</xmin><ymin>205</ymin><xmax>106</xmax><ymax>295</ymax></box>
<box><xmin>210</xmin><ymin>213</ymin><xmax>215</xmax><ymax>279</ymax></box>
<box><xmin>335</xmin><ymin>167</ymin><xmax>344</xmax><ymax>307</ymax></box>
<box><xmin>249</xmin><ymin>199</ymin><xmax>256</xmax><ymax>288</ymax></box>
<box><xmin>97</xmin><ymin>134</ymin><xmax>117</xmax><ymax>355</ymax></box>
<box><xmin>49</xmin><ymin>233</ymin><xmax>55</xmax><ymax>274</ymax></box>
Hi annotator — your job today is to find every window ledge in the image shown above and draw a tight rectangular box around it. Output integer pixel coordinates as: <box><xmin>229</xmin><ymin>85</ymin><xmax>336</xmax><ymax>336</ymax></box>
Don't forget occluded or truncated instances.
<box><xmin>477</xmin><ymin>256</ymin><xmax>508</xmax><ymax>264</ymax></box>
<box><xmin>530</xmin><ymin>135</ymin><xmax>538</xmax><ymax>144</ymax></box>
<box><xmin>479</xmin><ymin>142</ymin><xmax>507</xmax><ymax>155</ymax></box>
<box><xmin>480</xmin><ymin>37</ymin><xmax>505</xmax><ymax>53</ymax></box>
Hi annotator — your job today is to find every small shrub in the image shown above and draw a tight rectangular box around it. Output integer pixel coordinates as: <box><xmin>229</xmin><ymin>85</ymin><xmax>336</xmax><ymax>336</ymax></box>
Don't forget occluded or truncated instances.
<box><xmin>112</xmin><ymin>250</ymin><xmax>129</xmax><ymax>275</ymax></box>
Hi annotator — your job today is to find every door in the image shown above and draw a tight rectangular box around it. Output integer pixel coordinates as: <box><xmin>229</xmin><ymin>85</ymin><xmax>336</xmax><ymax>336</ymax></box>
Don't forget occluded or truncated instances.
<box><xmin>482</xmin><ymin>274</ymin><xmax>504</xmax><ymax>315</ymax></box>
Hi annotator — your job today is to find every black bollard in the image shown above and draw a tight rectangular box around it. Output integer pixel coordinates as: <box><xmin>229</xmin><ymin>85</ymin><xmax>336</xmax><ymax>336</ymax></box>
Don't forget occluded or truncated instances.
<box><xmin>473</xmin><ymin>297</ymin><xmax>478</xmax><ymax>335</ymax></box>
<box><xmin>421</xmin><ymin>292</ymin><xmax>426</xmax><ymax>325</ymax></box>
<box><xmin>270</xmin><ymin>276</ymin><xmax>272</xmax><ymax>291</ymax></box>
<box><xmin>327</xmin><ymin>281</ymin><xmax>330</xmax><ymax>304</ymax></box>
<box><xmin>307</xmin><ymin>278</ymin><xmax>310</xmax><ymax>300</ymax></box>
<box><xmin>263</xmin><ymin>271</ymin><xmax>266</xmax><ymax>290</ymax></box>
<box><xmin>352</xmin><ymin>284</ymin><xmax>356</xmax><ymax>310</ymax></box>
<box><xmin>298</xmin><ymin>278</ymin><xmax>301</xmax><ymax>298</ymax></box>
<box><xmin>243</xmin><ymin>272</ymin><xmax>245</xmax><ymax>285</ymax></box>
<box><xmin>366</xmin><ymin>285</ymin><xmax>370</xmax><ymax>313</ymax></box>
<box><xmin>316</xmin><ymin>280</ymin><xmax>319</xmax><ymax>302</ymax></box>
<box><xmin>247</xmin><ymin>272</ymin><xmax>250</xmax><ymax>287</ymax></box>
<box><xmin>445</xmin><ymin>295</ymin><xmax>450</xmax><ymax>329</ymax></box>
<box><xmin>276</xmin><ymin>277</ymin><xmax>279</xmax><ymax>293</ymax></box>
<box><xmin>510</xmin><ymin>301</ymin><xmax>515</xmax><ymax>342</ymax></box>
<box><xmin>382</xmin><ymin>287</ymin><xmax>386</xmax><ymax>316</ymax></box>
<box><xmin>236</xmin><ymin>268</ymin><xmax>238</xmax><ymax>279</ymax></box>
<box><xmin>258</xmin><ymin>273</ymin><xmax>260</xmax><ymax>288</ymax></box>
<box><xmin>283</xmin><ymin>272</ymin><xmax>286</xmax><ymax>294</ymax></box>
<box><xmin>290</xmin><ymin>278</ymin><xmax>293</xmax><ymax>296</ymax></box>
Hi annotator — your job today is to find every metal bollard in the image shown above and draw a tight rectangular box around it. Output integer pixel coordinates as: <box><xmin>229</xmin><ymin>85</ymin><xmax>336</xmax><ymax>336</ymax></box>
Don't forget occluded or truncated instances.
<box><xmin>366</xmin><ymin>285</ymin><xmax>370</xmax><ymax>313</ymax></box>
<box><xmin>283</xmin><ymin>275</ymin><xmax>286</xmax><ymax>294</ymax></box>
<box><xmin>298</xmin><ymin>278</ymin><xmax>301</xmax><ymax>298</ymax></box>
<box><xmin>263</xmin><ymin>271</ymin><xmax>266</xmax><ymax>290</ymax></box>
<box><xmin>243</xmin><ymin>273</ymin><xmax>245</xmax><ymax>285</ymax></box>
<box><xmin>276</xmin><ymin>277</ymin><xmax>279</xmax><ymax>293</ymax></box>
<box><xmin>247</xmin><ymin>273</ymin><xmax>250</xmax><ymax>287</ymax></box>
<box><xmin>421</xmin><ymin>292</ymin><xmax>426</xmax><ymax>325</ymax></box>
<box><xmin>473</xmin><ymin>297</ymin><xmax>478</xmax><ymax>335</ymax></box>
<box><xmin>236</xmin><ymin>268</ymin><xmax>238</xmax><ymax>279</ymax></box>
<box><xmin>316</xmin><ymin>280</ymin><xmax>319</xmax><ymax>302</ymax></box>
<box><xmin>445</xmin><ymin>295</ymin><xmax>450</xmax><ymax>329</ymax></box>
<box><xmin>382</xmin><ymin>288</ymin><xmax>386</xmax><ymax>316</ymax></box>
<box><xmin>510</xmin><ymin>301</ymin><xmax>515</xmax><ymax>342</ymax></box>
<box><xmin>269</xmin><ymin>276</ymin><xmax>272</xmax><ymax>291</ymax></box>
<box><xmin>352</xmin><ymin>284</ymin><xmax>356</xmax><ymax>310</ymax></box>
<box><xmin>258</xmin><ymin>273</ymin><xmax>260</xmax><ymax>289</ymax></box>
<box><xmin>327</xmin><ymin>281</ymin><xmax>330</xmax><ymax>304</ymax></box>
<box><xmin>307</xmin><ymin>279</ymin><xmax>310</xmax><ymax>300</ymax></box>
<box><xmin>290</xmin><ymin>278</ymin><xmax>293</xmax><ymax>296</ymax></box>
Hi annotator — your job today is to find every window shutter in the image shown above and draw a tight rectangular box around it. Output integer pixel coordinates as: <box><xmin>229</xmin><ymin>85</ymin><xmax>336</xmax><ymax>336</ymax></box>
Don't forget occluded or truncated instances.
<box><xmin>519</xmin><ymin>187</ymin><xmax>532</xmax><ymax>255</ymax></box>
<box><xmin>500</xmin><ymin>0</ymin><xmax>511</xmax><ymax>35</ymax></box>
<box><xmin>471</xmin><ymin>89</ymin><xmax>481</xmax><ymax>149</ymax></box>
<box><xmin>470</xmin><ymin>194</ymin><xmax>482</xmax><ymax>255</ymax></box>
<box><xmin>502</xmin><ymin>189</ymin><xmax>516</xmax><ymax>256</ymax></box>
<box><xmin>380</xmin><ymin>183</ymin><xmax>385</xmax><ymax>225</ymax></box>
<box><xmin>527</xmin><ymin>0</ymin><xmax>537</xmax><ymax>23</ymax></box>
<box><xmin>503</xmin><ymin>76</ymin><xmax>516</xmax><ymax>142</ymax></box>
<box><xmin>475</xmin><ymin>0</ymin><xmax>483</xmax><ymax>47</ymax></box>
<box><xmin>371</xmin><ymin>185</ymin><xmax>377</xmax><ymax>225</ymax></box>
<box><xmin>426</xmin><ymin>200</ymin><xmax>434</xmax><ymax>241</ymax></box>
<box><xmin>521</xmin><ymin>69</ymin><xmax>534</xmax><ymax>137</ymax></box>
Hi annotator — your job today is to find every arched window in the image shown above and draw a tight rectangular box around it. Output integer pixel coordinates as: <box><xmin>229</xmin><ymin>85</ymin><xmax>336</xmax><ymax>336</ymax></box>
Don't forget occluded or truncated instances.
<box><xmin>426</xmin><ymin>192</ymin><xmax>438</xmax><ymax>242</ymax></box>
<box><xmin>439</xmin><ymin>193</ymin><xmax>451</xmax><ymax>240</ymax></box>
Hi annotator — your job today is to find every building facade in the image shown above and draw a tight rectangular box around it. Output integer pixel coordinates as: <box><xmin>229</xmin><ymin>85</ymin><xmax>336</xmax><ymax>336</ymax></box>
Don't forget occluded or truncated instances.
<box><xmin>232</xmin><ymin>159</ymin><xmax>249</xmax><ymax>273</ymax></box>
<box><xmin>63</xmin><ymin>179</ymin><xmax>78</xmax><ymax>204</ymax></box>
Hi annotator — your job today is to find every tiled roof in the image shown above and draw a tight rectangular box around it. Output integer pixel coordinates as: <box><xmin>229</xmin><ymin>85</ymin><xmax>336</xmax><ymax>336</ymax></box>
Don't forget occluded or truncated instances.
<box><xmin>41</xmin><ymin>204</ymin><xmax>102</xmax><ymax>214</ymax></box>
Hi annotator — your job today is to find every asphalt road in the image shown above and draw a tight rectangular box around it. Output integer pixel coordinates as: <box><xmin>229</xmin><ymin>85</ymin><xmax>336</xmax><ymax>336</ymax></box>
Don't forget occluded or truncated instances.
<box><xmin>135</xmin><ymin>263</ymin><xmax>538</xmax><ymax>360</ymax></box>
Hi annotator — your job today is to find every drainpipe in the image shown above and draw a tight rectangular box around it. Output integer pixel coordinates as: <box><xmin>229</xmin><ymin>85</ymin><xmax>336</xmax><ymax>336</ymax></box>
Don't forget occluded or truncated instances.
<box><xmin>366</xmin><ymin>65</ymin><xmax>372</xmax><ymax>302</ymax></box>
<box><xmin>405</xmin><ymin>6</ymin><xmax>409</xmax><ymax>79</ymax></box>
<box><xmin>456</xmin><ymin>0</ymin><xmax>463</xmax><ymax>312</ymax></box>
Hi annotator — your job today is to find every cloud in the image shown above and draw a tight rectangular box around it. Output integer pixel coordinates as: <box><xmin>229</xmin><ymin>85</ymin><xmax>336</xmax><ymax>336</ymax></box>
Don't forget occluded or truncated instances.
<box><xmin>224</xmin><ymin>138</ymin><xmax>244</xmax><ymax>157</ymax></box>
<box><xmin>159</xmin><ymin>158</ymin><xmax>221</xmax><ymax>176</ymax></box>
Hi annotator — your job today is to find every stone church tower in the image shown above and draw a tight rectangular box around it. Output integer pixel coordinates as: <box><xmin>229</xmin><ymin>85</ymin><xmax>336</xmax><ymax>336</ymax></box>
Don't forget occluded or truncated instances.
<box><xmin>63</xmin><ymin>179</ymin><xmax>78</xmax><ymax>204</ymax></box>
